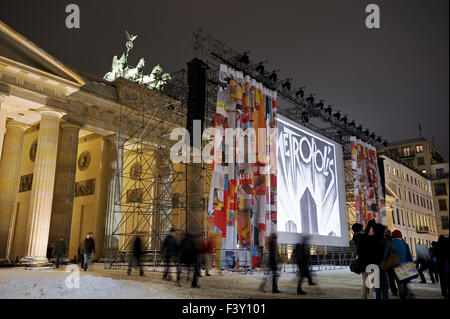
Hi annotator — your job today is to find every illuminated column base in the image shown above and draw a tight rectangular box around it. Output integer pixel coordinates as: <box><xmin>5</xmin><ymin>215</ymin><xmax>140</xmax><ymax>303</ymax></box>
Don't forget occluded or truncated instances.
<box><xmin>0</xmin><ymin>120</ymin><xmax>29</xmax><ymax>263</ymax></box>
<box><xmin>21</xmin><ymin>108</ymin><xmax>64</xmax><ymax>265</ymax></box>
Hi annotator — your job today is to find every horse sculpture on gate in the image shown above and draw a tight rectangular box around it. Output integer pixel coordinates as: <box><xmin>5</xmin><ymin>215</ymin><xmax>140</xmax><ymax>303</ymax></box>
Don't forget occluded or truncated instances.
<box><xmin>103</xmin><ymin>31</ymin><xmax>171</xmax><ymax>90</ymax></box>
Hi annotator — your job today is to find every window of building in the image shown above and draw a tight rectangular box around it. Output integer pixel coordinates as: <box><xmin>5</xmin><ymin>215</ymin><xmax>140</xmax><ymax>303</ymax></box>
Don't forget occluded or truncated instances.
<box><xmin>406</xmin><ymin>211</ymin><xmax>410</xmax><ymax>227</ymax></box>
<box><xmin>392</xmin><ymin>210</ymin><xmax>396</xmax><ymax>224</ymax></box>
<box><xmin>442</xmin><ymin>216</ymin><xmax>449</xmax><ymax>230</ymax></box>
<box><xmin>434</xmin><ymin>183</ymin><xmax>447</xmax><ymax>196</ymax></box>
<box><xmin>436</xmin><ymin>168</ymin><xmax>445</xmax><ymax>178</ymax></box>
<box><xmin>409</xmin><ymin>191</ymin><xmax>412</xmax><ymax>203</ymax></box>
<box><xmin>417</xmin><ymin>157</ymin><xmax>425</xmax><ymax>166</ymax></box>
<box><xmin>439</xmin><ymin>199</ymin><xmax>448</xmax><ymax>211</ymax></box>
<box><xmin>414</xmin><ymin>178</ymin><xmax>417</xmax><ymax>186</ymax></box>
<box><xmin>416</xmin><ymin>194</ymin><xmax>420</xmax><ymax>206</ymax></box>
<box><xmin>401</xmin><ymin>210</ymin><xmax>405</xmax><ymax>226</ymax></box>
<box><xmin>401</xmin><ymin>146</ymin><xmax>412</xmax><ymax>157</ymax></box>
<box><xmin>416</xmin><ymin>144</ymin><xmax>424</xmax><ymax>153</ymax></box>
<box><xmin>412</xmin><ymin>193</ymin><xmax>416</xmax><ymax>205</ymax></box>
<box><xmin>396</xmin><ymin>209</ymin><xmax>400</xmax><ymax>225</ymax></box>
<box><xmin>406</xmin><ymin>174</ymin><xmax>409</xmax><ymax>182</ymax></box>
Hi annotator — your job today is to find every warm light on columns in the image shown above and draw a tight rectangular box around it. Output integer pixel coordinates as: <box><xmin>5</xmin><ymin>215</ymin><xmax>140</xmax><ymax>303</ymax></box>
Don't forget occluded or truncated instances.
<box><xmin>0</xmin><ymin>120</ymin><xmax>29</xmax><ymax>262</ymax></box>
<box><xmin>21</xmin><ymin>108</ymin><xmax>65</xmax><ymax>265</ymax></box>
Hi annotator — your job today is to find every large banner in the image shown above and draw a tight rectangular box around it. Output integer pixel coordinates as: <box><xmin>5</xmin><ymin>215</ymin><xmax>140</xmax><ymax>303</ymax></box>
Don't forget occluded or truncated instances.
<box><xmin>350</xmin><ymin>136</ymin><xmax>387</xmax><ymax>227</ymax></box>
<box><xmin>276</xmin><ymin>115</ymin><xmax>348</xmax><ymax>246</ymax></box>
<box><xmin>208</xmin><ymin>64</ymin><xmax>277</xmax><ymax>267</ymax></box>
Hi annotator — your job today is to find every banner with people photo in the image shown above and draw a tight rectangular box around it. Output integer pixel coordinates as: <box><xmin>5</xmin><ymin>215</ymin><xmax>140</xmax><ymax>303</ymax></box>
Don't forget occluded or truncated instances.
<box><xmin>208</xmin><ymin>64</ymin><xmax>277</xmax><ymax>268</ymax></box>
<box><xmin>350</xmin><ymin>136</ymin><xmax>387</xmax><ymax>228</ymax></box>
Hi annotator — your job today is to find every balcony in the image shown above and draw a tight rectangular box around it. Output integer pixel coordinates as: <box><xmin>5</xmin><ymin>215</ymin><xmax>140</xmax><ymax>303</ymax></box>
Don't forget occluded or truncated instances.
<box><xmin>416</xmin><ymin>226</ymin><xmax>430</xmax><ymax>234</ymax></box>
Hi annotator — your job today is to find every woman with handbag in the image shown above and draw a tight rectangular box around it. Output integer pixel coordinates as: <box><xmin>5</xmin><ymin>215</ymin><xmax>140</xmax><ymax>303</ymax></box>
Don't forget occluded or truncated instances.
<box><xmin>383</xmin><ymin>230</ymin><xmax>414</xmax><ymax>299</ymax></box>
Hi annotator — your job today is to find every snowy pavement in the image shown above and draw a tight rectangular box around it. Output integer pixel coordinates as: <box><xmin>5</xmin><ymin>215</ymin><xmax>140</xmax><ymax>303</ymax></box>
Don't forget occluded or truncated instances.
<box><xmin>0</xmin><ymin>264</ymin><xmax>444</xmax><ymax>299</ymax></box>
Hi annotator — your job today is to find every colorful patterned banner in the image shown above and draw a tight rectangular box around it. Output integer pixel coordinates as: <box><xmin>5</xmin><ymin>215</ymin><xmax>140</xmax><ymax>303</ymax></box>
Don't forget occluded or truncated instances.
<box><xmin>208</xmin><ymin>64</ymin><xmax>277</xmax><ymax>268</ymax></box>
<box><xmin>350</xmin><ymin>136</ymin><xmax>386</xmax><ymax>227</ymax></box>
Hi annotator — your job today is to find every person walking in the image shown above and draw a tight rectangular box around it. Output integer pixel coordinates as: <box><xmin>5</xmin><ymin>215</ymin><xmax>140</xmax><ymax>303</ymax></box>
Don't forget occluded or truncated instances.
<box><xmin>201</xmin><ymin>235</ymin><xmax>214</xmax><ymax>276</ymax></box>
<box><xmin>77</xmin><ymin>244</ymin><xmax>84</xmax><ymax>268</ymax></box>
<box><xmin>53</xmin><ymin>237</ymin><xmax>66</xmax><ymax>269</ymax></box>
<box><xmin>383</xmin><ymin>230</ymin><xmax>413</xmax><ymax>299</ymax></box>
<box><xmin>268</xmin><ymin>234</ymin><xmax>281</xmax><ymax>293</ymax></box>
<box><xmin>128</xmin><ymin>236</ymin><xmax>144</xmax><ymax>276</ymax></box>
<box><xmin>161</xmin><ymin>228</ymin><xmax>179</xmax><ymax>281</ymax></box>
<box><xmin>429</xmin><ymin>241</ymin><xmax>440</xmax><ymax>284</ymax></box>
<box><xmin>82</xmin><ymin>232</ymin><xmax>95</xmax><ymax>271</ymax></box>
<box><xmin>178</xmin><ymin>232</ymin><xmax>200</xmax><ymax>288</ymax></box>
<box><xmin>294</xmin><ymin>236</ymin><xmax>315</xmax><ymax>295</ymax></box>
<box><xmin>383</xmin><ymin>229</ymin><xmax>398</xmax><ymax>298</ymax></box>
<box><xmin>434</xmin><ymin>235</ymin><xmax>449</xmax><ymax>298</ymax></box>
<box><xmin>357</xmin><ymin>220</ymin><xmax>385</xmax><ymax>299</ymax></box>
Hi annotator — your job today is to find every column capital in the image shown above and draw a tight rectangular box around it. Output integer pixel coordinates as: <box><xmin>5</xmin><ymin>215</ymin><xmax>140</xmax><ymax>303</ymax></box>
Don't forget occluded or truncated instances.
<box><xmin>5</xmin><ymin>119</ymin><xmax>29</xmax><ymax>131</ymax></box>
<box><xmin>61</xmin><ymin>122</ymin><xmax>82</xmax><ymax>130</ymax></box>
<box><xmin>37</xmin><ymin>107</ymin><xmax>65</xmax><ymax>119</ymax></box>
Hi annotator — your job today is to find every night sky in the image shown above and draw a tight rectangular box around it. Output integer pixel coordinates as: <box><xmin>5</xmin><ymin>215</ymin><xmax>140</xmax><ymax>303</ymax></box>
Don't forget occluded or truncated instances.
<box><xmin>1</xmin><ymin>0</ymin><xmax>448</xmax><ymax>160</ymax></box>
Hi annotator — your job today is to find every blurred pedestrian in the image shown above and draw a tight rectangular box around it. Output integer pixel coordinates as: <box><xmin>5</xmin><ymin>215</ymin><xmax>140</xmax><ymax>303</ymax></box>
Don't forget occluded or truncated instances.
<box><xmin>384</xmin><ymin>230</ymin><xmax>414</xmax><ymax>299</ymax></box>
<box><xmin>357</xmin><ymin>220</ymin><xmax>385</xmax><ymax>299</ymax></box>
<box><xmin>294</xmin><ymin>236</ymin><xmax>315</xmax><ymax>295</ymax></box>
<box><xmin>161</xmin><ymin>228</ymin><xmax>179</xmax><ymax>281</ymax></box>
<box><xmin>434</xmin><ymin>235</ymin><xmax>449</xmax><ymax>298</ymax></box>
<box><xmin>77</xmin><ymin>244</ymin><xmax>84</xmax><ymax>268</ymax></box>
<box><xmin>82</xmin><ymin>232</ymin><xmax>95</xmax><ymax>271</ymax></box>
<box><xmin>128</xmin><ymin>236</ymin><xmax>144</xmax><ymax>276</ymax></box>
<box><xmin>178</xmin><ymin>232</ymin><xmax>200</xmax><ymax>288</ymax></box>
<box><xmin>201</xmin><ymin>235</ymin><xmax>214</xmax><ymax>276</ymax></box>
<box><xmin>258</xmin><ymin>234</ymin><xmax>280</xmax><ymax>293</ymax></box>
<box><xmin>383</xmin><ymin>229</ymin><xmax>398</xmax><ymax>297</ymax></box>
<box><xmin>416</xmin><ymin>256</ymin><xmax>435</xmax><ymax>284</ymax></box>
<box><xmin>53</xmin><ymin>237</ymin><xmax>66</xmax><ymax>269</ymax></box>
<box><xmin>429</xmin><ymin>241</ymin><xmax>440</xmax><ymax>284</ymax></box>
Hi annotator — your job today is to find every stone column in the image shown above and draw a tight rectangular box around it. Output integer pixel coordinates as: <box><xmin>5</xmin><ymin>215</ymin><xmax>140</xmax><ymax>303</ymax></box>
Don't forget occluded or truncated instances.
<box><xmin>21</xmin><ymin>108</ymin><xmax>64</xmax><ymax>265</ymax></box>
<box><xmin>103</xmin><ymin>135</ymin><xmax>120</xmax><ymax>261</ymax></box>
<box><xmin>48</xmin><ymin>122</ymin><xmax>81</xmax><ymax>252</ymax></box>
<box><xmin>0</xmin><ymin>120</ymin><xmax>29</xmax><ymax>262</ymax></box>
<box><xmin>0</xmin><ymin>98</ymin><xmax>8</xmax><ymax>161</ymax></box>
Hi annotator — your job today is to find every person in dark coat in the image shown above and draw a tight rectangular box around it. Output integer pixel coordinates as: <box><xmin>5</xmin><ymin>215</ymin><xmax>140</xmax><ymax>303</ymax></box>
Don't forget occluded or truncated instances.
<box><xmin>82</xmin><ymin>232</ymin><xmax>95</xmax><ymax>271</ymax></box>
<box><xmin>161</xmin><ymin>228</ymin><xmax>179</xmax><ymax>281</ymax></box>
<box><xmin>268</xmin><ymin>234</ymin><xmax>281</xmax><ymax>293</ymax></box>
<box><xmin>258</xmin><ymin>234</ymin><xmax>281</xmax><ymax>293</ymax></box>
<box><xmin>357</xmin><ymin>220</ymin><xmax>385</xmax><ymax>299</ymax></box>
<box><xmin>128</xmin><ymin>236</ymin><xmax>144</xmax><ymax>276</ymax></box>
<box><xmin>53</xmin><ymin>237</ymin><xmax>66</xmax><ymax>269</ymax></box>
<box><xmin>77</xmin><ymin>244</ymin><xmax>84</xmax><ymax>268</ymax></box>
<box><xmin>434</xmin><ymin>235</ymin><xmax>449</xmax><ymax>298</ymax></box>
<box><xmin>178</xmin><ymin>232</ymin><xmax>200</xmax><ymax>288</ymax></box>
<box><xmin>295</xmin><ymin>236</ymin><xmax>315</xmax><ymax>295</ymax></box>
<box><xmin>383</xmin><ymin>229</ymin><xmax>398</xmax><ymax>297</ymax></box>
<box><xmin>429</xmin><ymin>241</ymin><xmax>440</xmax><ymax>284</ymax></box>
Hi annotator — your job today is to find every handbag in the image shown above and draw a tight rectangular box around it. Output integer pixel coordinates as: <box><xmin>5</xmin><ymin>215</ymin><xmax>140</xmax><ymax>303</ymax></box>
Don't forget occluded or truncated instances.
<box><xmin>394</xmin><ymin>261</ymin><xmax>419</xmax><ymax>282</ymax></box>
<box><xmin>380</xmin><ymin>242</ymin><xmax>400</xmax><ymax>271</ymax></box>
<box><xmin>350</xmin><ymin>258</ymin><xmax>362</xmax><ymax>274</ymax></box>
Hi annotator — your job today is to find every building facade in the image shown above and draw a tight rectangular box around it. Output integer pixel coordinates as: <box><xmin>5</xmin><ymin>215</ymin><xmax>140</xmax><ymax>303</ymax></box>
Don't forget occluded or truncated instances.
<box><xmin>381</xmin><ymin>155</ymin><xmax>439</xmax><ymax>257</ymax></box>
<box><xmin>386</xmin><ymin>138</ymin><xmax>444</xmax><ymax>176</ymax></box>
<box><xmin>0</xmin><ymin>21</ymin><xmax>190</xmax><ymax>265</ymax></box>
<box><xmin>430</xmin><ymin>163</ymin><xmax>449</xmax><ymax>236</ymax></box>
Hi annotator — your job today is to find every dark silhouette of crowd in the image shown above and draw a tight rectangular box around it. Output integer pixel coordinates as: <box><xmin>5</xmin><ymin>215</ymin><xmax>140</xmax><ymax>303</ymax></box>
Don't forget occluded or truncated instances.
<box><xmin>352</xmin><ymin>219</ymin><xmax>449</xmax><ymax>299</ymax></box>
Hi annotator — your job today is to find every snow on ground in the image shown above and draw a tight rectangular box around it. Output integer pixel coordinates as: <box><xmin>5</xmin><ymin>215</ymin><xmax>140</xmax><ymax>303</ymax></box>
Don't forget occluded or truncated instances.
<box><xmin>0</xmin><ymin>264</ymin><xmax>443</xmax><ymax>299</ymax></box>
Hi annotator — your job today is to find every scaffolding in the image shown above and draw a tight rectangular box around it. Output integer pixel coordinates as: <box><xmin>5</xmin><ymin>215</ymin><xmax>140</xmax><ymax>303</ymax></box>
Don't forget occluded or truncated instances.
<box><xmin>104</xmin><ymin>78</ymin><xmax>188</xmax><ymax>268</ymax></box>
